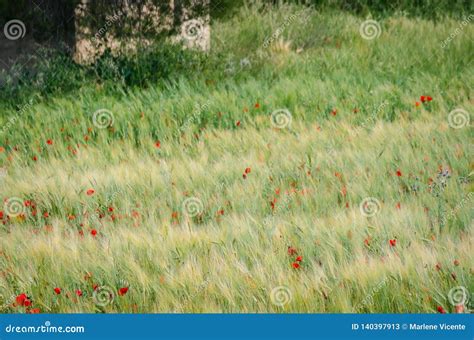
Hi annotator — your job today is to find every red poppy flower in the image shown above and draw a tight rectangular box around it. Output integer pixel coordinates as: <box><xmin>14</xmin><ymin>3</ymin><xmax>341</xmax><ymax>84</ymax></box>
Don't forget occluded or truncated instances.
<box><xmin>396</xmin><ymin>169</ymin><xmax>402</xmax><ymax>177</ymax></box>
<box><xmin>296</xmin><ymin>256</ymin><xmax>303</xmax><ymax>262</ymax></box>
<box><xmin>155</xmin><ymin>141</ymin><xmax>161</xmax><ymax>148</ymax></box>
<box><xmin>23</xmin><ymin>299</ymin><xmax>32</xmax><ymax>307</ymax></box>
<box><xmin>32</xmin><ymin>156</ymin><xmax>38</xmax><ymax>161</ymax></box>
<box><xmin>93</xmin><ymin>284</ymin><xmax>99</xmax><ymax>291</ymax></box>
<box><xmin>292</xmin><ymin>262</ymin><xmax>300</xmax><ymax>269</ymax></box>
<box><xmin>244</xmin><ymin>167</ymin><xmax>251</xmax><ymax>174</ymax></box>
<box><xmin>27</xmin><ymin>308</ymin><xmax>41</xmax><ymax>314</ymax></box>
<box><xmin>242</xmin><ymin>173</ymin><xmax>247</xmax><ymax>179</ymax></box>
<box><xmin>46</xmin><ymin>139</ymin><xmax>53</xmax><ymax>145</ymax></box>
<box><xmin>108</xmin><ymin>207</ymin><xmax>114</xmax><ymax>212</ymax></box>
<box><xmin>437</xmin><ymin>306</ymin><xmax>446</xmax><ymax>314</ymax></box>
<box><xmin>415</xmin><ymin>101</ymin><xmax>421</xmax><ymax>107</ymax></box>
<box><xmin>396</xmin><ymin>202</ymin><xmax>401</xmax><ymax>209</ymax></box>
<box><xmin>254</xmin><ymin>103</ymin><xmax>260</xmax><ymax>109</ymax></box>
<box><xmin>331</xmin><ymin>109</ymin><xmax>337</xmax><ymax>116</ymax></box>
<box><xmin>0</xmin><ymin>211</ymin><xmax>3</xmax><ymax>219</ymax></box>
<box><xmin>91</xmin><ymin>229</ymin><xmax>97</xmax><ymax>236</ymax></box>
<box><xmin>118</xmin><ymin>287</ymin><xmax>129</xmax><ymax>296</ymax></box>
<box><xmin>68</xmin><ymin>214</ymin><xmax>75</xmax><ymax>220</ymax></box>
<box><xmin>76</xmin><ymin>289</ymin><xmax>83</xmax><ymax>297</ymax></box>
<box><xmin>54</xmin><ymin>287</ymin><xmax>61</xmax><ymax>295</ymax></box>
<box><xmin>0</xmin><ymin>146</ymin><xmax>4</xmax><ymax>153</ymax></box>
<box><xmin>389</xmin><ymin>239</ymin><xmax>397</xmax><ymax>247</ymax></box>
<box><xmin>43</xmin><ymin>211</ymin><xmax>49</xmax><ymax>218</ymax></box>
<box><xmin>236</xmin><ymin>120</ymin><xmax>241</xmax><ymax>127</ymax></box>
<box><xmin>15</xmin><ymin>293</ymin><xmax>28</xmax><ymax>306</ymax></box>
<box><xmin>427</xmin><ymin>96</ymin><xmax>432</xmax><ymax>102</ymax></box>
<box><xmin>287</xmin><ymin>246</ymin><xmax>297</xmax><ymax>256</ymax></box>
<box><xmin>364</xmin><ymin>238</ymin><xmax>370</xmax><ymax>246</ymax></box>
<box><xmin>86</xmin><ymin>189</ymin><xmax>95</xmax><ymax>196</ymax></box>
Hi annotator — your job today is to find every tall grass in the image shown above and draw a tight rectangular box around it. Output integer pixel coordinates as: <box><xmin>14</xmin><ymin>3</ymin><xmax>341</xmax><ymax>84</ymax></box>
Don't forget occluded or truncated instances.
<box><xmin>0</xmin><ymin>2</ymin><xmax>472</xmax><ymax>313</ymax></box>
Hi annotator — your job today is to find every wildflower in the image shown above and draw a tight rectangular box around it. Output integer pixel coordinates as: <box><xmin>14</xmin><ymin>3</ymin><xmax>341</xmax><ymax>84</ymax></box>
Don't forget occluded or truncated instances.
<box><xmin>454</xmin><ymin>259</ymin><xmax>460</xmax><ymax>266</ymax></box>
<box><xmin>244</xmin><ymin>167</ymin><xmax>251</xmax><ymax>174</ymax></box>
<box><xmin>437</xmin><ymin>306</ymin><xmax>446</xmax><ymax>314</ymax></box>
<box><xmin>396</xmin><ymin>169</ymin><xmax>402</xmax><ymax>177</ymax></box>
<box><xmin>396</xmin><ymin>202</ymin><xmax>401</xmax><ymax>209</ymax></box>
<box><xmin>242</xmin><ymin>173</ymin><xmax>247</xmax><ymax>179</ymax></box>
<box><xmin>46</xmin><ymin>139</ymin><xmax>53</xmax><ymax>145</ymax></box>
<box><xmin>292</xmin><ymin>262</ymin><xmax>300</xmax><ymax>269</ymax></box>
<box><xmin>236</xmin><ymin>120</ymin><xmax>241</xmax><ymax>127</ymax></box>
<box><xmin>54</xmin><ymin>287</ymin><xmax>61</xmax><ymax>295</ymax></box>
<box><xmin>331</xmin><ymin>109</ymin><xmax>337</xmax><ymax>116</ymax></box>
<box><xmin>296</xmin><ymin>256</ymin><xmax>303</xmax><ymax>262</ymax></box>
<box><xmin>155</xmin><ymin>141</ymin><xmax>161</xmax><ymax>148</ymax></box>
<box><xmin>68</xmin><ymin>214</ymin><xmax>76</xmax><ymax>220</ymax></box>
<box><xmin>389</xmin><ymin>239</ymin><xmax>396</xmax><ymax>247</ymax></box>
<box><xmin>76</xmin><ymin>289</ymin><xmax>83</xmax><ymax>297</ymax></box>
<box><xmin>86</xmin><ymin>189</ymin><xmax>95</xmax><ymax>196</ymax></box>
<box><xmin>27</xmin><ymin>308</ymin><xmax>41</xmax><ymax>314</ymax></box>
<box><xmin>43</xmin><ymin>211</ymin><xmax>49</xmax><ymax>218</ymax></box>
<box><xmin>435</xmin><ymin>263</ymin><xmax>441</xmax><ymax>271</ymax></box>
<box><xmin>91</xmin><ymin>229</ymin><xmax>97</xmax><ymax>236</ymax></box>
<box><xmin>15</xmin><ymin>293</ymin><xmax>28</xmax><ymax>307</ymax></box>
<box><xmin>415</xmin><ymin>101</ymin><xmax>421</xmax><ymax>107</ymax></box>
<box><xmin>118</xmin><ymin>287</ymin><xmax>129</xmax><ymax>296</ymax></box>
<box><xmin>254</xmin><ymin>103</ymin><xmax>260</xmax><ymax>109</ymax></box>
<box><xmin>420</xmin><ymin>96</ymin><xmax>433</xmax><ymax>103</ymax></box>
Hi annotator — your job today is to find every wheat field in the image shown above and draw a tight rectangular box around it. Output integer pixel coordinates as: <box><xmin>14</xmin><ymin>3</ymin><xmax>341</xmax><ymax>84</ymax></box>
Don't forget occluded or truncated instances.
<box><xmin>0</xmin><ymin>3</ymin><xmax>472</xmax><ymax>313</ymax></box>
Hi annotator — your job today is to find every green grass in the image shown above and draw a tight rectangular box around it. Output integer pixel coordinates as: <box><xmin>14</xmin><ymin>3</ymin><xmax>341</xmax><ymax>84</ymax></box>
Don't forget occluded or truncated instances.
<box><xmin>0</xmin><ymin>2</ymin><xmax>472</xmax><ymax>313</ymax></box>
